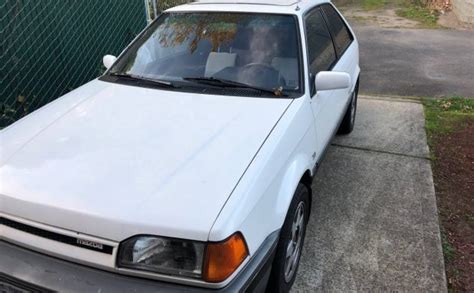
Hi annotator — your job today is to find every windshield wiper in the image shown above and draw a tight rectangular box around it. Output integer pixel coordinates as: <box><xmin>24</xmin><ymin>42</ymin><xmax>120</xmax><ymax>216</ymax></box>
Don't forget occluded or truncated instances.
<box><xmin>109</xmin><ymin>73</ymin><xmax>178</xmax><ymax>88</ymax></box>
<box><xmin>183</xmin><ymin>77</ymin><xmax>287</xmax><ymax>97</ymax></box>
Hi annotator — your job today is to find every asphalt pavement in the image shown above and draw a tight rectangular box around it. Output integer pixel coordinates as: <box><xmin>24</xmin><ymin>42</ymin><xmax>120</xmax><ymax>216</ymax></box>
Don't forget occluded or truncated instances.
<box><xmin>293</xmin><ymin>96</ymin><xmax>446</xmax><ymax>292</ymax></box>
<box><xmin>355</xmin><ymin>25</ymin><xmax>474</xmax><ymax>97</ymax></box>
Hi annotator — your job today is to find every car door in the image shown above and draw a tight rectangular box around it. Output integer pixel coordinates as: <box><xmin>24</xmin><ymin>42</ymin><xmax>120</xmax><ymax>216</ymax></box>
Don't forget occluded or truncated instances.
<box><xmin>320</xmin><ymin>3</ymin><xmax>357</xmax><ymax>107</ymax></box>
<box><xmin>304</xmin><ymin>5</ymin><xmax>356</xmax><ymax>160</ymax></box>
<box><xmin>304</xmin><ymin>7</ymin><xmax>338</xmax><ymax>159</ymax></box>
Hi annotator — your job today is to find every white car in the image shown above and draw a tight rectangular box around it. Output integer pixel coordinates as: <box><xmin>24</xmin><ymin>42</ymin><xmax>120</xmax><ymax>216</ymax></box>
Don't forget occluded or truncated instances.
<box><xmin>0</xmin><ymin>0</ymin><xmax>359</xmax><ymax>292</ymax></box>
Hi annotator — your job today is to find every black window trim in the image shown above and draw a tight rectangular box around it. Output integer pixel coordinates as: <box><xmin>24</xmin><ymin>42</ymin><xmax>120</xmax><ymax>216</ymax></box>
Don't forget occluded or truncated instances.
<box><xmin>303</xmin><ymin>3</ymin><xmax>354</xmax><ymax>96</ymax></box>
<box><xmin>303</xmin><ymin>5</ymin><xmax>337</xmax><ymax>96</ymax></box>
<box><xmin>320</xmin><ymin>3</ymin><xmax>354</xmax><ymax>60</ymax></box>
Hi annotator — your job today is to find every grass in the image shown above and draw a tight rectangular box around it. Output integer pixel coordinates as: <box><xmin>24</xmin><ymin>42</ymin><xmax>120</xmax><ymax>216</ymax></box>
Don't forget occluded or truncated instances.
<box><xmin>423</xmin><ymin>97</ymin><xmax>474</xmax><ymax>148</ymax></box>
<box><xmin>334</xmin><ymin>0</ymin><xmax>443</xmax><ymax>28</ymax></box>
<box><xmin>423</xmin><ymin>96</ymin><xmax>473</xmax><ymax>292</ymax></box>
<box><xmin>332</xmin><ymin>0</ymin><xmax>386</xmax><ymax>10</ymax></box>
<box><xmin>440</xmin><ymin>229</ymin><xmax>455</xmax><ymax>263</ymax></box>
<box><xmin>396</xmin><ymin>2</ymin><xmax>440</xmax><ymax>28</ymax></box>
<box><xmin>333</xmin><ymin>0</ymin><xmax>391</xmax><ymax>10</ymax></box>
<box><xmin>362</xmin><ymin>0</ymin><xmax>386</xmax><ymax>10</ymax></box>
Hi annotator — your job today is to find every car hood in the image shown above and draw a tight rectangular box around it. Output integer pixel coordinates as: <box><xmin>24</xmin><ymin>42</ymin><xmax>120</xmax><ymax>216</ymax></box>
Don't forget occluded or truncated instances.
<box><xmin>0</xmin><ymin>80</ymin><xmax>292</xmax><ymax>242</ymax></box>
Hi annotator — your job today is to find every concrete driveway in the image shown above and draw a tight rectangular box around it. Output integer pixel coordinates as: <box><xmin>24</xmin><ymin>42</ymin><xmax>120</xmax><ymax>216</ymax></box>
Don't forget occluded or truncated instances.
<box><xmin>293</xmin><ymin>97</ymin><xmax>447</xmax><ymax>292</ymax></box>
<box><xmin>354</xmin><ymin>25</ymin><xmax>474</xmax><ymax>97</ymax></box>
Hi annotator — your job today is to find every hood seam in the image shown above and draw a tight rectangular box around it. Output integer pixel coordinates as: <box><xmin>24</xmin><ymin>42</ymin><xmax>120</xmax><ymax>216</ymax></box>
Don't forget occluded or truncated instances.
<box><xmin>206</xmin><ymin>99</ymin><xmax>295</xmax><ymax>242</ymax></box>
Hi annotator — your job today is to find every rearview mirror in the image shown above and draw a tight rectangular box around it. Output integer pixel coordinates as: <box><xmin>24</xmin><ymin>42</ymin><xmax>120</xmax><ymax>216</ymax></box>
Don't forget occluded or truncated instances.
<box><xmin>103</xmin><ymin>55</ymin><xmax>117</xmax><ymax>70</ymax></box>
<box><xmin>315</xmin><ymin>71</ymin><xmax>351</xmax><ymax>92</ymax></box>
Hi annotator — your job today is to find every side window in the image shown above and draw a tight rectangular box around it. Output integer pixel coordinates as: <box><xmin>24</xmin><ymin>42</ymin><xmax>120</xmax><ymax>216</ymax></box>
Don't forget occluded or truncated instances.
<box><xmin>321</xmin><ymin>4</ymin><xmax>353</xmax><ymax>57</ymax></box>
<box><xmin>305</xmin><ymin>8</ymin><xmax>337</xmax><ymax>77</ymax></box>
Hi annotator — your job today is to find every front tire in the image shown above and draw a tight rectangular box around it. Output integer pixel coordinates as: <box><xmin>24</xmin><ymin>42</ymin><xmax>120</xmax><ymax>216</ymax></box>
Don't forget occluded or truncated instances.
<box><xmin>267</xmin><ymin>183</ymin><xmax>310</xmax><ymax>293</ymax></box>
<box><xmin>337</xmin><ymin>79</ymin><xmax>359</xmax><ymax>135</ymax></box>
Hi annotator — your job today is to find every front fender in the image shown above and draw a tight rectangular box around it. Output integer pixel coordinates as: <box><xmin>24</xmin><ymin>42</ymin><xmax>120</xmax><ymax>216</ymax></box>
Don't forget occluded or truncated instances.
<box><xmin>208</xmin><ymin>97</ymin><xmax>317</xmax><ymax>254</ymax></box>
<box><xmin>275</xmin><ymin>154</ymin><xmax>313</xmax><ymax>222</ymax></box>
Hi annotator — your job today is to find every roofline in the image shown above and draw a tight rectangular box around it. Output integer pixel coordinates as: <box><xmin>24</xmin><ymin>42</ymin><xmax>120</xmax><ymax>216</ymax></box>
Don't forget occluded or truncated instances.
<box><xmin>191</xmin><ymin>0</ymin><xmax>300</xmax><ymax>6</ymax></box>
<box><xmin>167</xmin><ymin>0</ymin><xmax>331</xmax><ymax>14</ymax></box>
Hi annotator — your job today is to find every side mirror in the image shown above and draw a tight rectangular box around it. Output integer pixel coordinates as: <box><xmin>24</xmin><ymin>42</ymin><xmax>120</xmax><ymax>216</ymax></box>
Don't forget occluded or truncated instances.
<box><xmin>103</xmin><ymin>55</ymin><xmax>117</xmax><ymax>70</ymax></box>
<box><xmin>315</xmin><ymin>71</ymin><xmax>351</xmax><ymax>92</ymax></box>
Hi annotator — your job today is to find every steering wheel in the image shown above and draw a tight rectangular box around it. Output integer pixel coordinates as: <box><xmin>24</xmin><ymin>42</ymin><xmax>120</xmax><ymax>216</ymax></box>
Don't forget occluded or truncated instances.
<box><xmin>242</xmin><ymin>62</ymin><xmax>276</xmax><ymax>72</ymax></box>
<box><xmin>241</xmin><ymin>63</ymin><xmax>284</xmax><ymax>88</ymax></box>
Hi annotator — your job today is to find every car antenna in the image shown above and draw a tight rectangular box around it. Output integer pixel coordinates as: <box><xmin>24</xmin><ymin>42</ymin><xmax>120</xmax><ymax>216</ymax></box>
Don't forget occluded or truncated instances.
<box><xmin>295</xmin><ymin>0</ymin><xmax>301</xmax><ymax>11</ymax></box>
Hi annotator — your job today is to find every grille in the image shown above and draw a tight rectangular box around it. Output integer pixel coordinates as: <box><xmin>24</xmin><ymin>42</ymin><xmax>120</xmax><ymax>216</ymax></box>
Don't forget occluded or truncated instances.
<box><xmin>0</xmin><ymin>217</ymin><xmax>113</xmax><ymax>255</ymax></box>
<box><xmin>0</xmin><ymin>273</ymin><xmax>54</xmax><ymax>293</ymax></box>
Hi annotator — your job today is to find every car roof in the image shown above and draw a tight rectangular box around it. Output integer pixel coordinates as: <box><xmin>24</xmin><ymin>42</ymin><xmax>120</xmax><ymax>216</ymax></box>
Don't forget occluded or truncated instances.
<box><xmin>194</xmin><ymin>0</ymin><xmax>301</xmax><ymax>6</ymax></box>
<box><xmin>167</xmin><ymin>0</ymin><xmax>331</xmax><ymax>15</ymax></box>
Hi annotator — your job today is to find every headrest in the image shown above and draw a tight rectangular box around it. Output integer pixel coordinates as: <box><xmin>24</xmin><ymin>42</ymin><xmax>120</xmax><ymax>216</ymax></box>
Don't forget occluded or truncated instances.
<box><xmin>205</xmin><ymin>52</ymin><xmax>237</xmax><ymax>77</ymax></box>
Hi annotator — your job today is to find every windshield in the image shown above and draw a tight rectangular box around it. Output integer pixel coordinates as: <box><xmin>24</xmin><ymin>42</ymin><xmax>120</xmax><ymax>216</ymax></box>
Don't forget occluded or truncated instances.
<box><xmin>108</xmin><ymin>12</ymin><xmax>302</xmax><ymax>96</ymax></box>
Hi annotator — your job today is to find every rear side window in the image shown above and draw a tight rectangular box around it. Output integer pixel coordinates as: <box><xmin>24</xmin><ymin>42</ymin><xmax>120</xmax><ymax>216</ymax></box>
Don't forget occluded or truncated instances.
<box><xmin>321</xmin><ymin>4</ymin><xmax>353</xmax><ymax>57</ymax></box>
<box><xmin>305</xmin><ymin>8</ymin><xmax>337</xmax><ymax>76</ymax></box>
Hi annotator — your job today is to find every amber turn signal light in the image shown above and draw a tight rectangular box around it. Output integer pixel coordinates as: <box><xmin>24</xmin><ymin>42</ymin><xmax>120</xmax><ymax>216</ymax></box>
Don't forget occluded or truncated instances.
<box><xmin>203</xmin><ymin>232</ymin><xmax>249</xmax><ymax>283</ymax></box>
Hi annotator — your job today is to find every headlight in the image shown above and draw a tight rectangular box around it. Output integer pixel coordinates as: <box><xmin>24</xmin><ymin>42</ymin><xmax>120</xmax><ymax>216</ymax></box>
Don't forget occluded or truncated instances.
<box><xmin>118</xmin><ymin>236</ymin><xmax>205</xmax><ymax>279</ymax></box>
<box><xmin>118</xmin><ymin>233</ymin><xmax>249</xmax><ymax>283</ymax></box>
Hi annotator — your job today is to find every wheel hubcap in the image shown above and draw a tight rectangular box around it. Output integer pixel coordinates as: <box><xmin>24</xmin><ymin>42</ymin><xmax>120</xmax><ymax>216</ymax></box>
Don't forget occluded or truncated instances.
<box><xmin>284</xmin><ymin>202</ymin><xmax>305</xmax><ymax>282</ymax></box>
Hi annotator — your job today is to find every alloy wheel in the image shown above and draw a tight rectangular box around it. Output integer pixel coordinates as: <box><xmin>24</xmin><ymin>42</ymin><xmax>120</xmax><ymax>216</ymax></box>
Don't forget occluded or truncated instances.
<box><xmin>284</xmin><ymin>201</ymin><xmax>305</xmax><ymax>283</ymax></box>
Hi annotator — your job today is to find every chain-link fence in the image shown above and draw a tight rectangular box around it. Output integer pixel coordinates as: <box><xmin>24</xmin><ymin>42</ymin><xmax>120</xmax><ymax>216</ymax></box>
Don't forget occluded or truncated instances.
<box><xmin>0</xmin><ymin>0</ymin><xmax>147</xmax><ymax>128</ymax></box>
<box><xmin>145</xmin><ymin>0</ymin><xmax>192</xmax><ymax>21</ymax></box>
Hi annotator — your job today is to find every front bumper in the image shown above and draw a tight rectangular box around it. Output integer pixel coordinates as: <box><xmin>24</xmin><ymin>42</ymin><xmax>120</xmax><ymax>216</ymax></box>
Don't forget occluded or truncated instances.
<box><xmin>0</xmin><ymin>231</ymin><xmax>278</xmax><ymax>292</ymax></box>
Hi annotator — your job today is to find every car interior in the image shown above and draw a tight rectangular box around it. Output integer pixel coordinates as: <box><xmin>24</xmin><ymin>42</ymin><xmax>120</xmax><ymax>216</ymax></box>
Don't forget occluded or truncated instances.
<box><xmin>137</xmin><ymin>23</ymin><xmax>300</xmax><ymax>90</ymax></box>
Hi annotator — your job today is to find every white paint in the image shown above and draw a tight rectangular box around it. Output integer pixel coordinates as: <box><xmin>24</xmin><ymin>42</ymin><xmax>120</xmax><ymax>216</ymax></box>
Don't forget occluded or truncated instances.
<box><xmin>102</xmin><ymin>55</ymin><xmax>117</xmax><ymax>69</ymax></box>
<box><xmin>1</xmin><ymin>80</ymin><xmax>291</xmax><ymax>242</ymax></box>
<box><xmin>315</xmin><ymin>71</ymin><xmax>351</xmax><ymax>92</ymax></box>
<box><xmin>0</xmin><ymin>0</ymin><xmax>359</xmax><ymax>287</ymax></box>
